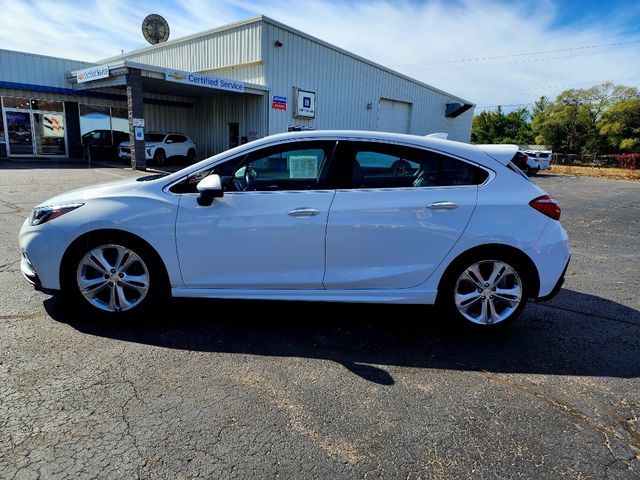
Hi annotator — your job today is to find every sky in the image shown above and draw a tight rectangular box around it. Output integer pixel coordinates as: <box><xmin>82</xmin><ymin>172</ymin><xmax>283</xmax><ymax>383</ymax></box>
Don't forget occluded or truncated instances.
<box><xmin>1</xmin><ymin>0</ymin><xmax>639</xmax><ymax>111</ymax></box>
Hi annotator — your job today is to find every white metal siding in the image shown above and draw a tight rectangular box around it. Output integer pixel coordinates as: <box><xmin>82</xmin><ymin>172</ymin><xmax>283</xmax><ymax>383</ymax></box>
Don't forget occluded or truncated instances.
<box><xmin>106</xmin><ymin>23</ymin><xmax>265</xmax><ymax>84</ymax></box>
<box><xmin>262</xmin><ymin>22</ymin><xmax>473</xmax><ymax>141</ymax></box>
<box><xmin>191</xmin><ymin>94</ymin><xmax>266</xmax><ymax>158</ymax></box>
<box><xmin>378</xmin><ymin>98</ymin><xmax>411</xmax><ymax>133</ymax></box>
<box><xmin>0</xmin><ymin>50</ymin><xmax>92</xmax><ymax>88</ymax></box>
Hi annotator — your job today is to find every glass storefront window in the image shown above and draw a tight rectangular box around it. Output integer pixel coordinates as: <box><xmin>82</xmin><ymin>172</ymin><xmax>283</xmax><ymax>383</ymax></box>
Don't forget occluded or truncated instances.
<box><xmin>79</xmin><ymin>105</ymin><xmax>111</xmax><ymax>136</ymax></box>
<box><xmin>111</xmin><ymin>107</ymin><xmax>129</xmax><ymax>133</ymax></box>
<box><xmin>31</xmin><ymin>99</ymin><xmax>63</xmax><ymax>112</ymax></box>
<box><xmin>3</xmin><ymin>97</ymin><xmax>31</xmax><ymax>109</ymax></box>
<box><xmin>33</xmin><ymin>112</ymin><xmax>66</xmax><ymax>155</ymax></box>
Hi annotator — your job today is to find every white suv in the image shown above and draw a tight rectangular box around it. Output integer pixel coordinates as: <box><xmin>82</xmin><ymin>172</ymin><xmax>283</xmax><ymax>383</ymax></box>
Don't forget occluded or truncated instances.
<box><xmin>119</xmin><ymin>132</ymin><xmax>197</xmax><ymax>165</ymax></box>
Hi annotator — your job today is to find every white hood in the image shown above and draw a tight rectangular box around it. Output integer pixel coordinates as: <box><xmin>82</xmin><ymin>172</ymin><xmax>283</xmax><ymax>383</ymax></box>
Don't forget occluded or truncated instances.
<box><xmin>36</xmin><ymin>177</ymin><xmax>144</xmax><ymax>207</ymax></box>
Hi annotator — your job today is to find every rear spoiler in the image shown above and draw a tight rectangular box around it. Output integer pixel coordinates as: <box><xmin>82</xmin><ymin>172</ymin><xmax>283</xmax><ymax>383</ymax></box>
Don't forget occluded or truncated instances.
<box><xmin>476</xmin><ymin>144</ymin><xmax>519</xmax><ymax>166</ymax></box>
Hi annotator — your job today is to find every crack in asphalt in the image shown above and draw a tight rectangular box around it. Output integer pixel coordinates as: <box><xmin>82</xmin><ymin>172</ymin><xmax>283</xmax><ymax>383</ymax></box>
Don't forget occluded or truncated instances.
<box><xmin>475</xmin><ymin>370</ymin><xmax>640</xmax><ymax>467</ymax></box>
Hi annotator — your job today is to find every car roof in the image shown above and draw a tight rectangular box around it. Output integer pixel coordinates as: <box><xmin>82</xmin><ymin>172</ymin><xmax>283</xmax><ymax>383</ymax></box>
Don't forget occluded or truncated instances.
<box><xmin>266</xmin><ymin>130</ymin><xmax>518</xmax><ymax>166</ymax></box>
<box><xmin>161</xmin><ymin>130</ymin><xmax>516</xmax><ymax>183</ymax></box>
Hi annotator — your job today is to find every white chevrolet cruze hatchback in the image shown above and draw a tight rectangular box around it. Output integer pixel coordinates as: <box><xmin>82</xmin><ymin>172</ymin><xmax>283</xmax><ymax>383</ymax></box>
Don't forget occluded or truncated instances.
<box><xmin>19</xmin><ymin>131</ymin><xmax>570</xmax><ymax>327</ymax></box>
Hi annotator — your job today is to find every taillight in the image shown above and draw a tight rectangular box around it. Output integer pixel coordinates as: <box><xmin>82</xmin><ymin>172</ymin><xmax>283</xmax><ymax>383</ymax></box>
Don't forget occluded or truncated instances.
<box><xmin>529</xmin><ymin>195</ymin><xmax>561</xmax><ymax>220</ymax></box>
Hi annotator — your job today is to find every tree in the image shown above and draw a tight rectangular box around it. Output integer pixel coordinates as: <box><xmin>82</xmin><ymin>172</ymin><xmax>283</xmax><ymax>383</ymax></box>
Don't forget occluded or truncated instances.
<box><xmin>531</xmin><ymin>83</ymin><xmax>640</xmax><ymax>154</ymax></box>
<box><xmin>471</xmin><ymin>107</ymin><xmax>534</xmax><ymax>145</ymax></box>
<box><xmin>598</xmin><ymin>98</ymin><xmax>640</xmax><ymax>152</ymax></box>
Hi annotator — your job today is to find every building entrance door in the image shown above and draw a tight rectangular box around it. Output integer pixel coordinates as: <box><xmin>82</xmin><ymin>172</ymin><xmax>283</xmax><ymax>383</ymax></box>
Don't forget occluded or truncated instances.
<box><xmin>5</xmin><ymin>110</ymin><xmax>34</xmax><ymax>155</ymax></box>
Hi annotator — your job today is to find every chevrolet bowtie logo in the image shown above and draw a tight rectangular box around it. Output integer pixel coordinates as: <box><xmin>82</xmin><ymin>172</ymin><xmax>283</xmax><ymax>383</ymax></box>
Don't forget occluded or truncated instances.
<box><xmin>168</xmin><ymin>72</ymin><xmax>186</xmax><ymax>80</ymax></box>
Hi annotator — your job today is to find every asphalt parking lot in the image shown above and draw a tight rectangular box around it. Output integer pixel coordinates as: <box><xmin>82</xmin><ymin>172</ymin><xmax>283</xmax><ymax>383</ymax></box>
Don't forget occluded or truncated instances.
<box><xmin>1</xmin><ymin>161</ymin><xmax>639</xmax><ymax>479</ymax></box>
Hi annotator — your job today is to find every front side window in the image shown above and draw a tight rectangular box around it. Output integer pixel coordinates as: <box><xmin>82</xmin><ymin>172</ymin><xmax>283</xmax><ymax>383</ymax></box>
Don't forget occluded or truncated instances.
<box><xmin>145</xmin><ymin>133</ymin><xmax>167</xmax><ymax>143</ymax></box>
<box><xmin>167</xmin><ymin>134</ymin><xmax>187</xmax><ymax>143</ymax></box>
<box><xmin>169</xmin><ymin>140</ymin><xmax>336</xmax><ymax>194</ymax></box>
<box><xmin>331</xmin><ymin>141</ymin><xmax>488</xmax><ymax>189</ymax></box>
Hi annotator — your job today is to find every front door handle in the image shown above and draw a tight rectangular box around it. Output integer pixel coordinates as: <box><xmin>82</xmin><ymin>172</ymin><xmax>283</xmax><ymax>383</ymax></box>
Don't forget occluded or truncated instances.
<box><xmin>426</xmin><ymin>201</ymin><xmax>458</xmax><ymax>210</ymax></box>
<box><xmin>288</xmin><ymin>208</ymin><xmax>320</xmax><ymax>217</ymax></box>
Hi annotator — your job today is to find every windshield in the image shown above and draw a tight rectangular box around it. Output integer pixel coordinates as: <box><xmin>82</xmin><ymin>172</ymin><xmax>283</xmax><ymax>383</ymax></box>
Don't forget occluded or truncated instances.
<box><xmin>145</xmin><ymin>133</ymin><xmax>166</xmax><ymax>142</ymax></box>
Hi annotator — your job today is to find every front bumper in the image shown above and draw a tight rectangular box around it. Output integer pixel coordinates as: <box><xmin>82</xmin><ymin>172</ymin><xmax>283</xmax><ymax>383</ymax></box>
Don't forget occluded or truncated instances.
<box><xmin>19</xmin><ymin>218</ymin><xmax>73</xmax><ymax>291</ymax></box>
<box><xmin>119</xmin><ymin>149</ymin><xmax>154</xmax><ymax>160</ymax></box>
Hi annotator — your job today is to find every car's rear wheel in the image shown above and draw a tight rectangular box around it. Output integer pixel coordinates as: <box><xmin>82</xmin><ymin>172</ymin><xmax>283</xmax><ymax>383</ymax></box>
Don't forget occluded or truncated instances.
<box><xmin>64</xmin><ymin>236</ymin><xmax>166</xmax><ymax>316</ymax></box>
<box><xmin>440</xmin><ymin>256</ymin><xmax>529</xmax><ymax>328</ymax></box>
<box><xmin>154</xmin><ymin>149</ymin><xmax>166</xmax><ymax>166</ymax></box>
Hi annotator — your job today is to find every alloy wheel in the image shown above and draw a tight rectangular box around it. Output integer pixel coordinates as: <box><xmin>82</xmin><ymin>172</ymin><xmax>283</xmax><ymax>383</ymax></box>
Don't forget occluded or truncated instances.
<box><xmin>454</xmin><ymin>260</ymin><xmax>523</xmax><ymax>325</ymax></box>
<box><xmin>76</xmin><ymin>244</ymin><xmax>150</xmax><ymax>313</ymax></box>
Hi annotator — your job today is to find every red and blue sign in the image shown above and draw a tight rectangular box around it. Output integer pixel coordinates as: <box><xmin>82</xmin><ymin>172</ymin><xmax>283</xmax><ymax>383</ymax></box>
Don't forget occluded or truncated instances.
<box><xmin>272</xmin><ymin>95</ymin><xmax>287</xmax><ymax>110</ymax></box>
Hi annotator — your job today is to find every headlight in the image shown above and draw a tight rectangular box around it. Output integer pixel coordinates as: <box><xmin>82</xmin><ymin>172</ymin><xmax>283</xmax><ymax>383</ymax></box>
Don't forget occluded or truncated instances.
<box><xmin>30</xmin><ymin>203</ymin><xmax>84</xmax><ymax>226</ymax></box>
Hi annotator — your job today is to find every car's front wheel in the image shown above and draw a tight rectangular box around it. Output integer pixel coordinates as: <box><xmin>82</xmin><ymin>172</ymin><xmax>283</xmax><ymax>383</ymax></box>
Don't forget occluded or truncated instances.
<box><xmin>153</xmin><ymin>149</ymin><xmax>166</xmax><ymax>166</ymax></box>
<box><xmin>439</xmin><ymin>256</ymin><xmax>529</xmax><ymax>328</ymax></box>
<box><xmin>63</xmin><ymin>237</ymin><xmax>166</xmax><ymax>316</ymax></box>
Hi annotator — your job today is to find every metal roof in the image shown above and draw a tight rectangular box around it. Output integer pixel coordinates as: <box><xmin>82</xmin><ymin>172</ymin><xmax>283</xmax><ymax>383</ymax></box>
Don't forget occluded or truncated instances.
<box><xmin>98</xmin><ymin>15</ymin><xmax>473</xmax><ymax>106</ymax></box>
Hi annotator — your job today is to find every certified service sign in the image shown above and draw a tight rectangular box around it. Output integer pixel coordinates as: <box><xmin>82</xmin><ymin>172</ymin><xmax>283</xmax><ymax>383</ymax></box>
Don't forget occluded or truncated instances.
<box><xmin>165</xmin><ymin>69</ymin><xmax>245</xmax><ymax>93</ymax></box>
<box><xmin>295</xmin><ymin>89</ymin><xmax>316</xmax><ymax>118</ymax></box>
<box><xmin>76</xmin><ymin>65</ymin><xmax>110</xmax><ymax>83</ymax></box>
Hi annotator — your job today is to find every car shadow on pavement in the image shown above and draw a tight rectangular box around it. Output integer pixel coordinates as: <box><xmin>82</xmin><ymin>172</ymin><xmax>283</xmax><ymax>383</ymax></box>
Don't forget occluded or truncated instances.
<box><xmin>44</xmin><ymin>288</ymin><xmax>640</xmax><ymax>385</ymax></box>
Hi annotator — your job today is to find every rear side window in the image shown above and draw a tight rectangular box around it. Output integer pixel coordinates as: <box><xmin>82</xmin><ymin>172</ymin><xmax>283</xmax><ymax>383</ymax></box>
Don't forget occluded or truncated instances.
<box><xmin>330</xmin><ymin>141</ymin><xmax>488</xmax><ymax>189</ymax></box>
<box><xmin>167</xmin><ymin>134</ymin><xmax>187</xmax><ymax>143</ymax></box>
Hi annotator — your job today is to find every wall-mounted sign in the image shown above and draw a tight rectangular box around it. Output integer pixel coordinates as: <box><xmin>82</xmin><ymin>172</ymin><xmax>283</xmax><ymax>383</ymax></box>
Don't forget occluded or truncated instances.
<box><xmin>272</xmin><ymin>96</ymin><xmax>287</xmax><ymax>110</ymax></box>
<box><xmin>295</xmin><ymin>89</ymin><xmax>316</xmax><ymax>118</ymax></box>
<box><xmin>165</xmin><ymin>69</ymin><xmax>244</xmax><ymax>93</ymax></box>
<box><xmin>76</xmin><ymin>65</ymin><xmax>110</xmax><ymax>83</ymax></box>
<box><xmin>132</xmin><ymin>118</ymin><xmax>145</xmax><ymax>128</ymax></box>
<box><xmin>134</xmin><ymin>127</ymin><xmax>144</xmax><ymax>141</ymax></box>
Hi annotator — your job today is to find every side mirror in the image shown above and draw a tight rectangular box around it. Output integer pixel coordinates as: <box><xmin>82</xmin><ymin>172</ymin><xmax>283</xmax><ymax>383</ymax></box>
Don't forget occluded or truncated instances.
<box><xmin>196</xmin><ymin>174</ymin><xmax>223</xmax><ymax>206</ymax></box>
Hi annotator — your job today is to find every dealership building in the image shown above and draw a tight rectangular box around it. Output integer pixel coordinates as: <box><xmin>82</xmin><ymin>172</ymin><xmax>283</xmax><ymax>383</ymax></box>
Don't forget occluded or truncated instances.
<box><xmin>0</xmin><ymin>15</ymin><xmax>473</xmax><ymax>165</ymax></box>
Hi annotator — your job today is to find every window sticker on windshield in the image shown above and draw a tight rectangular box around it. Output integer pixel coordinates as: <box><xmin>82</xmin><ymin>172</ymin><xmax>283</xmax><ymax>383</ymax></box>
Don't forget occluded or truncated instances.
<box><xmin>289</xmin><ymin>155</ymin><xmax>318</xmax><ymax>178</ymax></box>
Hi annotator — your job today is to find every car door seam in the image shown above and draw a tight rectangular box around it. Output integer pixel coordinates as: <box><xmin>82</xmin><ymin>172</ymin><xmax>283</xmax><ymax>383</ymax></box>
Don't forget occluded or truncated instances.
<box><xmin>321</xmin><ymin>190</ymin><xmax>338</xmax><ymax>289</ymax></box>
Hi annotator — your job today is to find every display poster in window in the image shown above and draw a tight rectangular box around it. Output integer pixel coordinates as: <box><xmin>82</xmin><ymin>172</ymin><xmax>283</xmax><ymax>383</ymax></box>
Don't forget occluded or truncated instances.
<box><xmin>42</xmin><ymin>114</ymin><xmax>64</xmax><ymax>138</ymax></box>
<box><xmin>295</xmin><ymin>89</ymin><xmax>316</xmax><ymax>118</ymax></box>
<box><xmin>289</xmin><ymin>155</ymin><xmax>318</xmax><ymax>178</ymax></box>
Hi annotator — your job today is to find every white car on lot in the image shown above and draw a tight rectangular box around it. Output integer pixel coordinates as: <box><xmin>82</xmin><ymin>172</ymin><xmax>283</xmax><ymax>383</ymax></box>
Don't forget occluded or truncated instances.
<box><xmin>525</xmin><ymin>150</ymin><xmax>553</xmax><ymax>171</ymax></box>
<box><xmin>119</xmin><ymin>132</ymin><xmax>197</xmax><ymax>165</ymax></box>
<box><xmin>19</xmin><ymin>131</ymin><xmax>570</xmax><ymax>328</ymax></box>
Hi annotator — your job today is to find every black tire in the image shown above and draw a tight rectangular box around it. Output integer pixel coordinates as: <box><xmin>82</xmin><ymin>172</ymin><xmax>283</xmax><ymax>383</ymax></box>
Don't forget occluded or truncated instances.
<box><xmin>61</xmin><ymin>233</ymin><xmax>168</xmax><ymax>318</ymax></box>
<box><xmin>153</xmin><ymin>149</ymin><xmax>166</xmax><ymax>166</ymax></box>
<box><xmin>187</xmin><ymin>148</ymin><xmax>196</xmax><ymax>164</ymax></box>
<box><xmin>437</xmin><ymin>252</ymin><xmax>530</xmax><ymax>329</ymax></box>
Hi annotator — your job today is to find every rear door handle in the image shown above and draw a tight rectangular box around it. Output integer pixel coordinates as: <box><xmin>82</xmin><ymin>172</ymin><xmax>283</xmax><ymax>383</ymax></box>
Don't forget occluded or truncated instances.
<box><xmin>288</xmin><ymin>208</ymin><xmax>320</xmax><ymax>217</ymax></box>
<box><xmin>426</xmin><ymin>201</ymin><xmax>458</xmax><ymax>210</ymax></box>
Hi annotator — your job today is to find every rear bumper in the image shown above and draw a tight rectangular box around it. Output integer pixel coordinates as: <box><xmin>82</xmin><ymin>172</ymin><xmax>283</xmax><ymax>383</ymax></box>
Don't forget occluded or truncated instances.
<box><xmin>536</xmin><ymin>257</ymin><xmax>569</xmax><ymax>302</ymax></box>
<box><xmin>525</xmin><ymin>219</ymin><xmax>571</xmax><ymax>298</ymax></box>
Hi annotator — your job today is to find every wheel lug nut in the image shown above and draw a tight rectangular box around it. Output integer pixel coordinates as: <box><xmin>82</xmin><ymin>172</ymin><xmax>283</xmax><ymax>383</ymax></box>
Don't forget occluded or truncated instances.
<box><xmin>118</xmin><ymin>273</ymin><xmax>124</xmax><ymax>278</ymax></box>
<box><xmin>117</xmin><ymin>281</ymin><xmax>122</xmax><ymax>286</ymax></box>
<box><xmin>104</xmin><ymin>274</ymin><xmax>109</xmax><ymax>279</ymax></box>
<box><xmin>492</xmin><ymin>287</ymin><xmax>496</xmax><ymax>291</ymax></box>
<box><xmin>108</xmin><ymin>281</ymin><xmax>114</xmax><ymax>287</ymax></box>
<box><xmin>484</xmin><ymin>283</ymin><xmax>489</xmax><ymax>287</ymax></box>
<box><xmin>490</xmin><ymin>295</ymin><xmax>494</xmax><ymax>299</ymax></box>
<box><xmin>110</xmin><ymin>268</ymin><xmax>116</xmax><ymax>274</ymax></box>
<box><xmin>477</xmin><ymin>289</ymin><xmax>482</xmax><ymax>293</ymax></box>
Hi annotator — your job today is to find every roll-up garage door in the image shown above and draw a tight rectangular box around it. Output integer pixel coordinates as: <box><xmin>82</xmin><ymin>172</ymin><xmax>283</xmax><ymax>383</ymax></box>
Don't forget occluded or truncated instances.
<box><xmin>377</xmin><ymin>98</ymin><xmax>411</xmax><ymax>133</ymax></box>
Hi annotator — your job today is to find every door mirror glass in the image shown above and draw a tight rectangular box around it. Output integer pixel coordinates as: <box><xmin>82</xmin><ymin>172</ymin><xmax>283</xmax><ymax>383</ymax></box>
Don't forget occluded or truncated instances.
<box><xmin>196</xmin><ymin>174</ymin><xmax>223</xmax><ymax>206</ymax></box>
